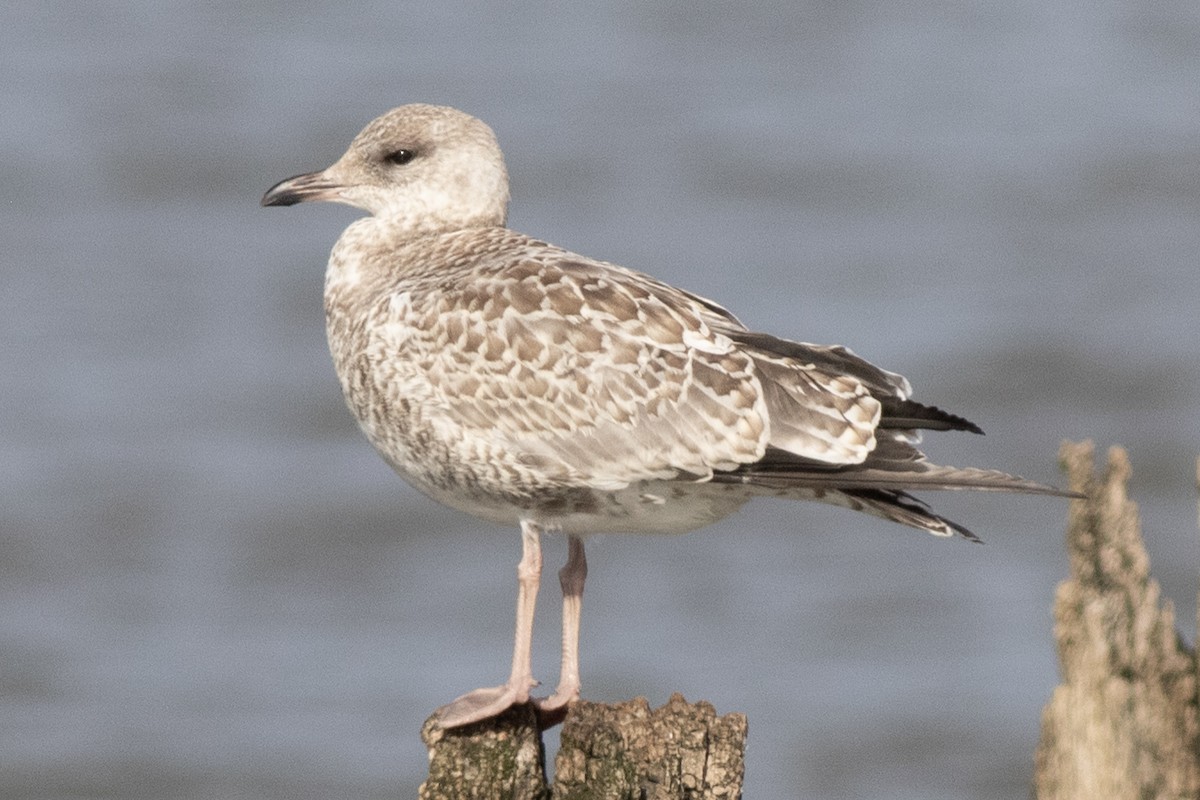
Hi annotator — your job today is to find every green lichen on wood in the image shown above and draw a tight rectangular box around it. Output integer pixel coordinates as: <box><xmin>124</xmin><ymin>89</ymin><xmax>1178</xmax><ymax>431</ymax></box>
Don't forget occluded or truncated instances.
<box><xmin>419</xmin><ymin>695</ymin><xmax>746</xmax><ymax>800</ymax></box>
<box><xmin>420</xmin><ymin>702</ymin><xmax>549</xmax><ymax>800</ymax></box>
<box><xmin>553</xmin><ymin>694</ymin><xmax>747</xmax><ymax>800</ymax></box>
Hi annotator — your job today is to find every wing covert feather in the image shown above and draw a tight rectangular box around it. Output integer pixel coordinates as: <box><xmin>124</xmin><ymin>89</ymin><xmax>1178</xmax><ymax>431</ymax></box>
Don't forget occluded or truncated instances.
<box><xmin>363</xmin><ymin>250</ymin><xmax>910</xmax><ymax>491</ymax></box>
<box><xmin>373</xmin><ymin>257</ymin><xmax>773</xmax><ymax>488</ymax></box>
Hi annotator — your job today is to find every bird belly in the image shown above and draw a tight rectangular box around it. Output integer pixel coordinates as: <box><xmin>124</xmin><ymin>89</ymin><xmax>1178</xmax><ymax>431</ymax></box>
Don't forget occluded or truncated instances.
<box><xmin>391</xmin><ymin>472</ymin><xmax>753</xmax><ymax>536</ymax></box>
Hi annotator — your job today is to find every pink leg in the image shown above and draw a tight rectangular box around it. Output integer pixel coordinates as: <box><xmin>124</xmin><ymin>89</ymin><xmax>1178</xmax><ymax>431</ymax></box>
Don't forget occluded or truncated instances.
<box><xmin>534</xmin><ymin>534</ymin><xmax>586</xmax><ymax>726</ymax></box>
<box><xmin>434</xmin><ymin>520</ymin><xmax>542</xmax><ymax>728</ymax></box>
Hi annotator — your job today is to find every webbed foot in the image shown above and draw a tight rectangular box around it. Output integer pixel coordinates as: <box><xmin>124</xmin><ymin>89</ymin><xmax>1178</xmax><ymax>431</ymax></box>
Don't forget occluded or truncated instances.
<box><xmin>433</xmin><ymin>680</ymin><xmax>535</xmax><ymax>728</ymax></box>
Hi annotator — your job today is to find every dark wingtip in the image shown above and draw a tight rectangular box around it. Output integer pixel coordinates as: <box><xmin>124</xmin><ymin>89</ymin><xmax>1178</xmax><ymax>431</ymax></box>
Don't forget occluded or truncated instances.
<box><xmin>881</xmin><ymin>399</ymin><xmax>985</xmax><ymax>435</ymax></box>
<box><xmin>952</xmin><ymin>521</ymin><xmax>985</xmax><ymax>544</ymax></box>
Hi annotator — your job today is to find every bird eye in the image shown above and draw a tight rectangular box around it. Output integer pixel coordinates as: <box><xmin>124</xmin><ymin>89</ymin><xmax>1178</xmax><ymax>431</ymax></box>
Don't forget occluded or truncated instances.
<box><xmin>384</xmin><ymin>149</ymin><xmax>416</xmax><ymax>165</ymax></box>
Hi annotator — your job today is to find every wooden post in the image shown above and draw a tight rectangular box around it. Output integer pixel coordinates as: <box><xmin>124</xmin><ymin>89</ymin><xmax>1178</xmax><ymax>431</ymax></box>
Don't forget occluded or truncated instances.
<box><xmin>419</xmin><ymin>703</ymin><xmax>549</xmax><ymax>800</ymax></box>
<box><xmin>1032</xmin><ymin>441</ymin><xmax>1200</xmax><ymax>798</ymax></box>
<box><xmin>555</xmin><ymin>694</ymin><xmax>747</xmax><ymax>799</ymax></box>
<box><xmin>420</xmin><ymin>694</ymin><xmax>747</xmax><ymax>799</ymax></box>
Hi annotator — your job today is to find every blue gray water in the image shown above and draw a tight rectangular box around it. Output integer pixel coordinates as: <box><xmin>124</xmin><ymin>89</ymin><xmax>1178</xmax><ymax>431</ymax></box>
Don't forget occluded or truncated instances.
<box><xmin>4</xmin><ymin>3</ymin><xmax>1198</xmax><ymax>798</ymax></box>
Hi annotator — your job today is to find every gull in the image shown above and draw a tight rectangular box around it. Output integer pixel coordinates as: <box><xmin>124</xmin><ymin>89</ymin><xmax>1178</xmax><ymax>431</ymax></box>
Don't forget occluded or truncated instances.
<box><xmin>262</xmin><ymin>104</ymin><xmax>1072</xmax><ymax>728</ymax></box>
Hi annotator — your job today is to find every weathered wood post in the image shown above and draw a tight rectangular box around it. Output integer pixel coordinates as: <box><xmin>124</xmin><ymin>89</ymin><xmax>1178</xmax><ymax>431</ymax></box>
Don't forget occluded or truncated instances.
<box><xmin>420</xmin><ymin>703</ymin><xmax>549</xmax><ymax>800</ymax></box>
<box><xmin>1032</xmin><ymin>441</ymin><xmax>1200</xmax><ymax>798</ymax></box>
<box><xmin>420</xmin><ymin>694</ymin><xmax>747</xmax><ymax>799</ymax></box>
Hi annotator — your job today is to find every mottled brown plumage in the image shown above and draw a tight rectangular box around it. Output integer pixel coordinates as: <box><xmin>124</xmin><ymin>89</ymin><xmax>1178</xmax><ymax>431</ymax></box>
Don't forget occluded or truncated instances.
<box><xmin>262</xmin><ymin>104</ymin><xmax>1072</xmax><ymax>728</ymax></box>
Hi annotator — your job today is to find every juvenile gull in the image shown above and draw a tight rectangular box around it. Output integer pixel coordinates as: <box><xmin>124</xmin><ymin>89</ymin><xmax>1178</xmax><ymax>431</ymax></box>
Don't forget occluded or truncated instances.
<box><xmin>262</xmin><ymin>104</ymin><xmax>1073</xmax><ymax>728</ymax></box>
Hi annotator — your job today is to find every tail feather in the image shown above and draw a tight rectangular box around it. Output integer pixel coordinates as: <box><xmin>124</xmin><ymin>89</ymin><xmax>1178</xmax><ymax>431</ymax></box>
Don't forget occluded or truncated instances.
<box><xmin>834</xmin><ymin>488</ymin><xmax>982</xmax><ymax>543</ymax></box>
<box><xmin>716</xmin><ymin>447</ymin><xmax>1077</xmax><ymax>497</ymax></box>
<box><xmin>712</xmin><ymin>455</ymin><xmax>1080</xmax><ymax>543</ymax></box>
<box><xmin>725</xmin><ymin>463</ymin><xmax>1075</xmax><ymax>496</ymax></box>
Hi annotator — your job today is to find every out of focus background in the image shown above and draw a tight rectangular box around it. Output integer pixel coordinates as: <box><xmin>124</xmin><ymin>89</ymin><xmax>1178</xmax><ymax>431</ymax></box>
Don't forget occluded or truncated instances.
<box><xmin>4</xmin><ymin>3</ymin><xmax>1197</xmax><ymax>798</ymax></box>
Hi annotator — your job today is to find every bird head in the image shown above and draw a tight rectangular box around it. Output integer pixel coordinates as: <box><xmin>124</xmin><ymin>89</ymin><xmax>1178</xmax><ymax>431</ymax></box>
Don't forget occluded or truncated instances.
<box><xmin>262</xmin><ymin>103</ymin><xmax>510</xmax><ymax>234</ymax></box>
